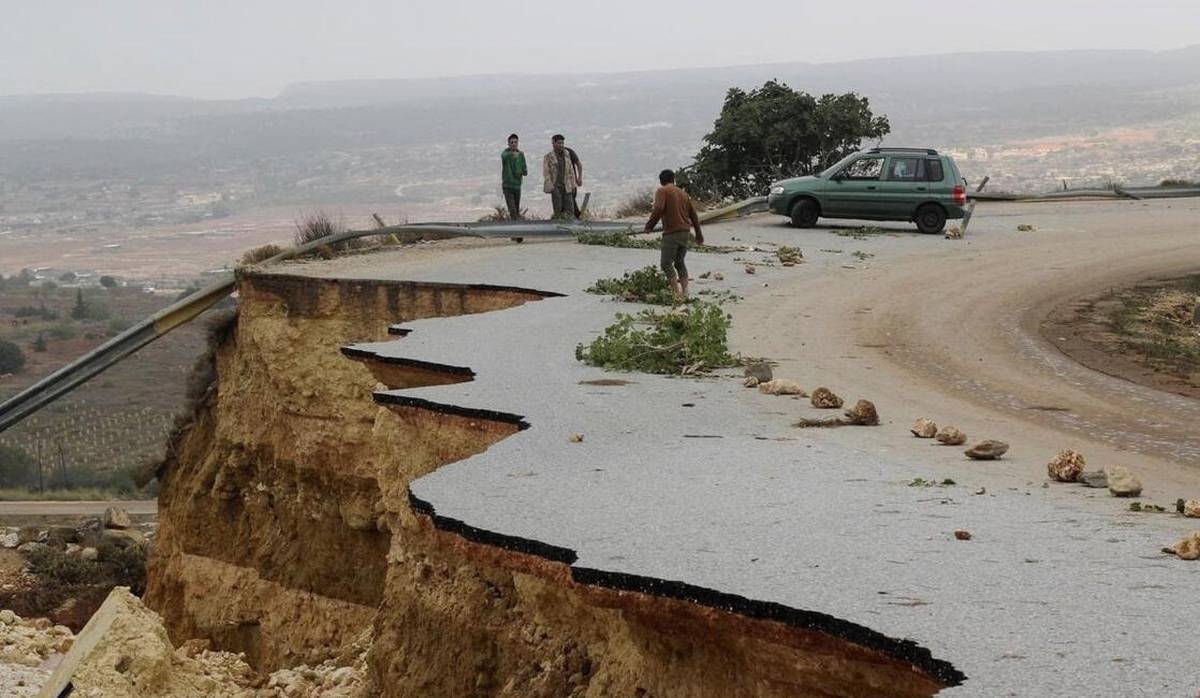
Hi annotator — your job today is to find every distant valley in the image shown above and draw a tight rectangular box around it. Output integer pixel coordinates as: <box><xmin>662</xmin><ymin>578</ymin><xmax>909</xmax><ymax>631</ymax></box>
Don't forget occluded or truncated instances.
<box><xmin>2</xmin><ymin>47</ymin><xmax>1199</xmax><ymax>282</ymax></box>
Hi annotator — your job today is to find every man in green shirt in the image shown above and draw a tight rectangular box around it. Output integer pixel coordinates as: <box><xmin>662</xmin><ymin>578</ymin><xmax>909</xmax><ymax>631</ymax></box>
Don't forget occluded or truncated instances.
<box><xmin>500</xmin><ymin>134</ymin><xmax>528</xmax><ymax>220</ymax></box>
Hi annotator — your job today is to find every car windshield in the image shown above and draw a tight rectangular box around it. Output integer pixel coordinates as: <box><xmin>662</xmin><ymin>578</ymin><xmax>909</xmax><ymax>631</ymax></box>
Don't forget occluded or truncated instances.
<box><xmin>817</xmin><ymin>152</ymin><xmax>863</xmax><ymax>179</ymax></box>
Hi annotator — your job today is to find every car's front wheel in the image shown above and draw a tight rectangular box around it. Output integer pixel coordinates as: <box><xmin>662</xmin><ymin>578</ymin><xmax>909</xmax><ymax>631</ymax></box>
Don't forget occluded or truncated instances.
<box><xmin>914</xmin><ymin>204</ymin><xmax>946</xmax><ymax>234</ymax></box>
<box><xmin>790</xmin><ymin>199</ymin><xmax>819</xmax><ymax>228</ymax></box>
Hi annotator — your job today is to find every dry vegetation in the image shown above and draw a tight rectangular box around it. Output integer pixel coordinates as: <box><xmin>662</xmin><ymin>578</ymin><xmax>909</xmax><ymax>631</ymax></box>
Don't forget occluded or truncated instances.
<box><xmin>1104</xmin><ymin>275</ymin><xmax>1200</xmax><ymax>382</ymax></box>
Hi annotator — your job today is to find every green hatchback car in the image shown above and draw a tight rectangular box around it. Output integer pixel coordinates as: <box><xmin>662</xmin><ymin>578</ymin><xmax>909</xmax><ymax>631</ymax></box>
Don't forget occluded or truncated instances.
<box><xmin>767</xmin><ymin>147</ymin><xmax>967</xmax><ymax>234</ymax></box>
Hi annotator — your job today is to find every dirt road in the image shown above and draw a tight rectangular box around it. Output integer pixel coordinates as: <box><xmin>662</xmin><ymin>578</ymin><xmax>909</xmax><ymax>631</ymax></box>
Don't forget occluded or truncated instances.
<box><xmin>733</xmin><ymin>197</ymin><xmax>1200</xmax><ymax>498</ymax></box>
<box><xmin>0</xmin><ymin>499</ymin><xmax>156</xmax><ymax>518</ymax></box>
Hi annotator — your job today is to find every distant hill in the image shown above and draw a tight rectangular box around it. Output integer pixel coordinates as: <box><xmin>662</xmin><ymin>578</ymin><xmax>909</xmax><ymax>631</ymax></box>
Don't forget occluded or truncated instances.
<box><xmin>5</xmin><ymin>47</ymin><xmax>1199</xmax><ymax>142</ymax></box>
<box><xmin>0</xmin><ymin>47</ymin><xmax>1197</xmax><ymax>216</ymax></box>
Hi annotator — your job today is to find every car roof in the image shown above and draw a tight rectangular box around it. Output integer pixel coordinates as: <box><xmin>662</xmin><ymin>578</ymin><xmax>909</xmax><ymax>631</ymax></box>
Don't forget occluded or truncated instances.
<box><xmin>866</xmin><ymin>147</ymin><xmax>940</xmax><ymax>155</ymax></box>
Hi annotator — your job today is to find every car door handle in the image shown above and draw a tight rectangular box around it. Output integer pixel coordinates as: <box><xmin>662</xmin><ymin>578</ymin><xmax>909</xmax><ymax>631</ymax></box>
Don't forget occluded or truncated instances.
<box><xmin>915</xmin><ymin>186</ymin><xmax>927</xmax><ymax>191</ymax></box>
<box><xmin>866</xmin><ymin>186</ymin><xmax>876</xmax><ymax>190</ymax></box>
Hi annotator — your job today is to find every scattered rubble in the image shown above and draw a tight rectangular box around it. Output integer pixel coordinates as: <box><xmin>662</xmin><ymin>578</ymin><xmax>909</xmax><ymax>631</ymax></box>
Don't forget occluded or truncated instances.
<box><xmin>964</xmin><ymin>440</ymin><xmax>1009</xmax><ymax>460</ymax></box>
<box><xmin>810</xmin><ymin>387</ymin><xmax>843</xmax><ymax>409</ymax></box>
<box><xmin>776</xmin><ymin>246</ymin><xmax>804</xmax><ymax>265</ymax></box>
<box><xmin>1077</xmin><ymin>471</ymin><xmax>1108</xmax><ymax>488</ymax></box>
<box><xmin>953</xmin><ymin>530</ymin><xmax>972</xmax><ymax>541</ymax></box>
<box><xmin>1184</xmin><ymin>500</ymin><xmax>1200</xmax><ymax>518</ymax></box>
<box><xmin>909</xmin><ymin>418</ymin><xmax>938</xmax><ymax>438</ymax></box>
<box><xmin>843</xmin><ymin>400</ymin><xmax>880</xmax><ymax>426</ymax></box>
<box><xmin>1104</xmin><ymin>466</ymin><xmax>1143</xmax><ymax>497</ymax></box>
<box><xmin>758</xmin><ymin>379</ymin><xmax>805</xmax><ymax>396</ymax></box>
<box><xmin>5</xmin><ymin>588</ymin><xmax>369</xmax><ymax>698</ymax></box>
<box><xmin>743</xmin><ymin>362</ymin><xmax>773</xmax><ymax>383</ymax></box>
<box><xmin>1164</xmin><ymin>531</ymin><xmax>1200</xmax><ymax>560</ymax></box>
<box><xmin>935</xmin><ymin>426</ymin><xmax>967</xmax><ymax>445</ymax></box>
<box><xmin>1047</xmin><ymin>450</ymin><xmax>1086</xmax><ymax>482</ymax></box>
<box><xmin>794</xmin><ymin>399</ymin><xmax>879</xmax><ymax>428</ymax></box>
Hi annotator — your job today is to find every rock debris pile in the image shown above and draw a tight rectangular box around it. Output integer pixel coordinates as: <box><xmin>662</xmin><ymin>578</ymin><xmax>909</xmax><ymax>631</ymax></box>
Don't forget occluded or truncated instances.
<box><xmin>0</xmin><ymin>588</ymin><xmax>367</xmax><ymax>698</ymax></box>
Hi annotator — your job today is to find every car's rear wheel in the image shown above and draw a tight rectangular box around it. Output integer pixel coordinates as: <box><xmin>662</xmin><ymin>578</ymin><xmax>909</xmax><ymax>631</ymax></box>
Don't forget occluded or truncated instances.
<box><xmin>790</xmin><ymin>199</ymin><xmax>819</xmax><ymax>228</ymax></box>
<box><xmin>914</xmin><ymin>204</ymin><xmax>946</xmax><ymax>234</ymax></box>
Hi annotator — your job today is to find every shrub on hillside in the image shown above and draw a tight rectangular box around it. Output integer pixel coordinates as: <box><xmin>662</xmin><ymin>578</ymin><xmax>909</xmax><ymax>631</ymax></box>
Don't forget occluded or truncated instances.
<box><xmin>241</xmin><ymin>243</ymin><xmax>285</xmax><ymax>265</ymax></box>
<box><xmin>613</xmin><ymin>189</ymin><xmax>656</xmax><ymax>218</ymax></box>
<box><xmin>0</xmin><ymin>445</ymin><xmax>36</xmax><ymax>488</ymax></box>
<box><xmin>0</xmin><ymin>339</ymin><xmax>27</xmax><ymax>374</ymax></box>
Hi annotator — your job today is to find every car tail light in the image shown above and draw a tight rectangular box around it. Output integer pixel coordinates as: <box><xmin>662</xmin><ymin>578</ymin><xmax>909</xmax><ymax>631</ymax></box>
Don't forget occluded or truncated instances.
<box><xmin>953</xmin><ymin>184</ymin><xmax>966</xmax><ymax>205</ymax></box>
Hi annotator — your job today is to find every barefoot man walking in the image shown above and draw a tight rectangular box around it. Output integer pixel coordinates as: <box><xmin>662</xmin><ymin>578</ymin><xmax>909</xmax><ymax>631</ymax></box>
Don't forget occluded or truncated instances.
<box><xmin>644</xmin><ymin>169</ymin><xmax>704</xmax><ymax>301</ymax></box>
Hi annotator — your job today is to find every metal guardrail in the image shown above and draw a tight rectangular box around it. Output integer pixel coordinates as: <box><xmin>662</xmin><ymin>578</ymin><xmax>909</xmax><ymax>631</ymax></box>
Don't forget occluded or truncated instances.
<box><xmin>0</xmin><ymin>212</ymin><xmax>739</xmax><ymax>434</ymax></box>
<box><xmin>970</xmin><ymin>187</ymin><xmax>1200</xmax><ymax>203</ymax></box>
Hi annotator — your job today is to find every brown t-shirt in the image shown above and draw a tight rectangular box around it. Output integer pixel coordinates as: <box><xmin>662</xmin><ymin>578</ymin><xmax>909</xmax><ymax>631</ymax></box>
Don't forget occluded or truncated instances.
<box><xmin>646</xmin><ymin>184</ymin><xmax>700</xmax><ymax>234</ymax></box>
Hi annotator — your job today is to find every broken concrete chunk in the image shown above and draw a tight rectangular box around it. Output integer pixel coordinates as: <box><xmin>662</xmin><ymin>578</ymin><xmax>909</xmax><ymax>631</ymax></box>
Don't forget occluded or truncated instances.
<box><xmin>1183</xmin><ymin>500</ymin><xmax>1200</xmax><ymax>518</ymax></box>
<box><xmin>38</xmin><ymin>587</ymin><xmax>233</xmax><ymax>698</ymax></box>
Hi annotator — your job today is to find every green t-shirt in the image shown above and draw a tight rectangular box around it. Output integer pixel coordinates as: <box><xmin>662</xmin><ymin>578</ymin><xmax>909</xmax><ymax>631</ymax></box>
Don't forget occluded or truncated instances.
<box><xmin>501</xmin><ymin>149</ymin><xmax>527</xmax><ymax>189</ymax></box>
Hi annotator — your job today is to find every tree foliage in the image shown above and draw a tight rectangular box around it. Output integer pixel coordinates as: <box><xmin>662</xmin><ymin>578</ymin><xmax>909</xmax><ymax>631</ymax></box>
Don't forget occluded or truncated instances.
<box><xmin>678</xmin><ymin>80</ymin><xmax>891</xmax><ymax>200</ymax></box>
<box><xmin>575</xmin><ymin>301</ymin><xmax>738</xmax><ymax>374</ymax></box>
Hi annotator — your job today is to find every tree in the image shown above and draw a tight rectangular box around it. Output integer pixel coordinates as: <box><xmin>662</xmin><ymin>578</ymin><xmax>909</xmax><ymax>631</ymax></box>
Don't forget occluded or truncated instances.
<box><xmin>0</xmin><ymin>339</ymin><xmax>26</xmax><ymax>374</ymax></box>
<box><xmin>0</xmin><ymin>445</ymin><xmax>37</xmax><ymax>488</ymax></box>
<box><xmin>71</xmin><ymin>288</ymin><xmax>91</xmax><ymax>320</ymax></box>
<box><xmin>678</xmin><ymin>80</ymin><xmax>891</xmax><ymax>200</ymax></box>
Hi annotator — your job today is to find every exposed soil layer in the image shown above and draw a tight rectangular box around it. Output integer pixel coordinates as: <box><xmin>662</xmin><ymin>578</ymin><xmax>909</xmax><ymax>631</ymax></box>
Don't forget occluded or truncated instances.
<box><xmin>144</xmin><ymin>271</ymin><xmax>956</xmax><ymax>697</ymax></box>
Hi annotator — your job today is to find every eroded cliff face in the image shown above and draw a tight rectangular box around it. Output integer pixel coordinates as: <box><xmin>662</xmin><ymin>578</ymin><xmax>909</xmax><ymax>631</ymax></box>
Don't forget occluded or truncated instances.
<box><xmin>145</xmin><ymin>271</ymin><xmax>955</xmax><ymax>697</ymax></box>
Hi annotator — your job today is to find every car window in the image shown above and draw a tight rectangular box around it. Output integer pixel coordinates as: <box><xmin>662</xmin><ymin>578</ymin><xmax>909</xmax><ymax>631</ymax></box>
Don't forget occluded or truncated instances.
<box><xmin>886</xmin><ymin>157</ymin><xmax>921</xmax><ymax>181</ymax></box>
<box><xmin>837</xmin><ymin>157</ymin><xmax>883</xmax><ymax>180</ymax></box>
<box><xmin>924</xmin><ymin>159</ymin><xmax>945</xmax><ymax>182</ymax></box>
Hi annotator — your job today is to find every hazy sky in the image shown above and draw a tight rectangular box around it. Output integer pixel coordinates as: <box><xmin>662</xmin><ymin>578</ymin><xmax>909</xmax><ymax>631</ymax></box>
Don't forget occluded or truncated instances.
<box><xmin>2</xmin><ymin>0</ymin><xmax>1197</xmax><ymax>99</ymax></box>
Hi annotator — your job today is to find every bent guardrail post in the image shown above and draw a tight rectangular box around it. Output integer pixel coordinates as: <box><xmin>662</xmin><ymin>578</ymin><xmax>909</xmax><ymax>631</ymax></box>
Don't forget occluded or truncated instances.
<box><xmin>636</xmin><ymin>196</ymin><xmax>769</xmax><ymax>234</ymax></box>
<box><xmin>0</xmin><ymin>275</ymin><xmax>236</xmax><ymax>434</ymax></box>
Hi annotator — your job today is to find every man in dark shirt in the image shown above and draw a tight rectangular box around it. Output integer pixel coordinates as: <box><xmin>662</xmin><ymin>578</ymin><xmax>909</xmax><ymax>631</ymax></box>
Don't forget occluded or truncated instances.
<box><xmin>565</xmin><ymin>144</ymin><xmax>583</xmax><ymax>218</ymax></box>
<box><xmin>542</xmin><ymin>134</ymin><xmax>577</xmax><ymax>219</ymax></box>
<box><xmin>644</xmin><ymin>169</ymin><xmax>704</xmax><ymax>301</ymax></box>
